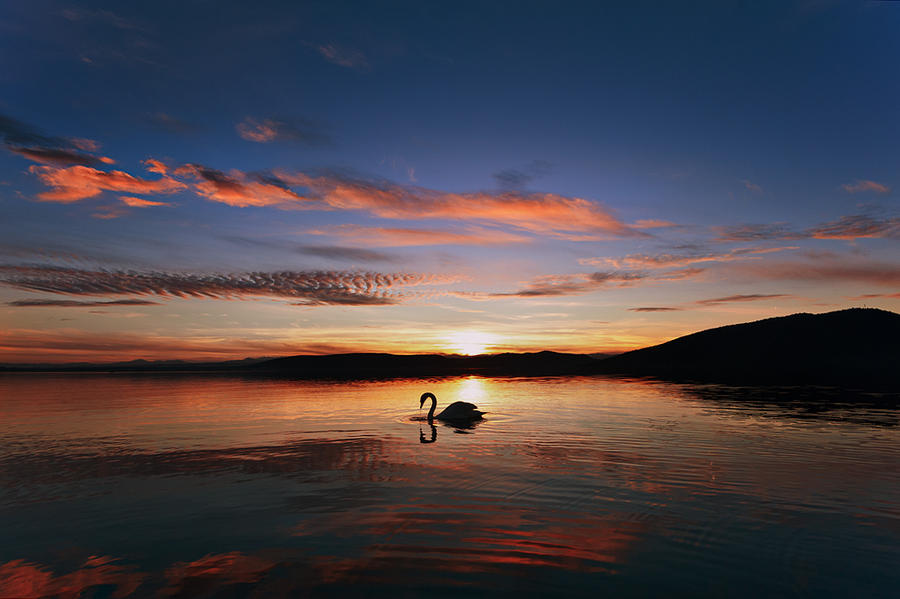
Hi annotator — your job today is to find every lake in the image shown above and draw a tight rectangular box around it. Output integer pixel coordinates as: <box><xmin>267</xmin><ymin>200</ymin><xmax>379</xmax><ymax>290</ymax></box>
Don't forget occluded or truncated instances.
<box><xmin>1</xmin><ymin>374</ymin><xmax>898</xmax><ymax>597</ymax></box>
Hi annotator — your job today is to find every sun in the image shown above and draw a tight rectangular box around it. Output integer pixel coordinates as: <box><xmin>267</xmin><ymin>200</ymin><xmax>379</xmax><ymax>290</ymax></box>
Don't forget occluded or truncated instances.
<box><xmin>446</xmin><ymin>331</ymin><xmax>495</xmax><ymax>355</ymax></box>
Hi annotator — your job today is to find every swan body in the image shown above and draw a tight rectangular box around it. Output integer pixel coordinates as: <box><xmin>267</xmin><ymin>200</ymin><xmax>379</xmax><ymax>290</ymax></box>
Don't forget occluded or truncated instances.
<box><xmin>419</xmin><ymin>392</ymin><xmax>484</xmax><ymax>422</ymax></box>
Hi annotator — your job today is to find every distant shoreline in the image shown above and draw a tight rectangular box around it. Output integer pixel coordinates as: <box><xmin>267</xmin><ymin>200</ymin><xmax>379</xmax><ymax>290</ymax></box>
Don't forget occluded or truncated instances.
<box><xmin>3</xmin><ymin>309</ymin><xmax>898</xmax><ymax>392</ymax></box>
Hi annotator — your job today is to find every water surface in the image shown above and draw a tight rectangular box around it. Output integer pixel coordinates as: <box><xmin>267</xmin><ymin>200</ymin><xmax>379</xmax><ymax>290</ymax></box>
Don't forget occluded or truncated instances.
<box><xmin>1</xmin><ymin>374</ymin><xmax>898</xmax><ymax>597</ymax></box>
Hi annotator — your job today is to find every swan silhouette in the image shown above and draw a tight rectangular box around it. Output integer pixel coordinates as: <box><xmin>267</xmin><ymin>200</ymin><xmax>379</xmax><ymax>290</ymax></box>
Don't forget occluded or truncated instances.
<box><xmin>419</xmin><ymin>392</ymin><xmax>484</xmax><ymax>422</ymax></box>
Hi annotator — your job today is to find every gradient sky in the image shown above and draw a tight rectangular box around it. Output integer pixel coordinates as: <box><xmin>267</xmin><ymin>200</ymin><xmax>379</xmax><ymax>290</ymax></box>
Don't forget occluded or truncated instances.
<box><xmin>1</xmin><ymin>0</ymin><xmax>898</xmax><ymax>362</ymax></box>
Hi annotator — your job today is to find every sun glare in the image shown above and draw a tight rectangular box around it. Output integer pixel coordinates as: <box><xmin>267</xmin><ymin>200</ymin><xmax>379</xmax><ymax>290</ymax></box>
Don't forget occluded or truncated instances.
<box><xmin>446</xmin><ymin>331</ymin><xmax>495</xmax><ymax>355</ymax></box>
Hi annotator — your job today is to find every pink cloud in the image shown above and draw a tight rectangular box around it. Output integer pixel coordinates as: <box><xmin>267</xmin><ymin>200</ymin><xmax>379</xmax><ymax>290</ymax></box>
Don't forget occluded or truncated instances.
<box><xmin>236</xmin><ymin>117</ymin><xmax>279</xmax><ymax>142</ymax></box>
<box><xmin>808</xmin><ymin>214</ymin><xmax>900</xmax><ymax>240</ymax></box>
<box><xmin>742</xmin><ymin>179</ymin><xmax>763</xmax><ymax>193</ymax></box>
<box><xmin>580</xmin><ymin>246</ymin><xmax>798</xmax><ymax>269</ymax></box>
<box><xmin>842</xmin><ymin>180</ymin><xmax>890</xmax><ymax>194</ymax></box>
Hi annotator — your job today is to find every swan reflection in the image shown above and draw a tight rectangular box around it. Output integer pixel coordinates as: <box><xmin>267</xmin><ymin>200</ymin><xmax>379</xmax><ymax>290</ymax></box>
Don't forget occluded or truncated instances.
<box><xmin>419</xmin><ymin>423</ymin><xmax>437</xmax><ymax>444</ymax></box>
<box><xmin>418</xmin><ymin>416</ymin><xmax>484</xmax><ymax>443</ymax></box>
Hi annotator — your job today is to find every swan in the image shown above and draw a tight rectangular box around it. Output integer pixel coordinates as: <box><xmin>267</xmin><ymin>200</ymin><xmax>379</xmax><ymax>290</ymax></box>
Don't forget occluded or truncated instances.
<box><xmin>419</xmin><ymin>392</ymin><xmax>484</xmax><ymax>422</ymax></box>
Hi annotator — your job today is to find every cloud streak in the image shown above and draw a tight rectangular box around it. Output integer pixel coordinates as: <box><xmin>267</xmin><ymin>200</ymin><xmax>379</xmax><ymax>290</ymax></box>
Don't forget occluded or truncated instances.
<box><xmin>1</xmin><ymin>113</ymin><xmax>113</xmax><ymax>167</ymax></box>
<box><xmin>842</xmin><ymin>180</ymin><xmax>890</xmax><ymax>194</ymax></box>
<box><xmin>306</xmin><ymin>224</ymin><xmax>532</xmax><ymax>247</ymax></box>
<box><xmin>715</xmin><ymin>214</ymin><xmax>900</xmax><ymax>241</ymax></box>
<box><xmin>490</xmin><ymin>268</ymin><xmax>704</xmax><ymax>298</ymax></box>
<box><xmin>0</xmin><ymin>265</ymin><xmax>454</xmax><ymax>306</ymax></box>
<box><xmin>236</xmin><ymin>117</ymin><xmax>329</xmax><ymax>145</ymax></box>
<box><xmin>8</xmin><ymin>298</ymin><xmax>161</xmax><ymax>307</ymax></box>
<box><xmin>581</xmin><ymin>246</ymin><xmax>797</xmax><ymax>269</ymax></box>
<box><xmin>315</xmin><ymin>43</ymin><xmax>368</xmax><ymax>68</ymax></box>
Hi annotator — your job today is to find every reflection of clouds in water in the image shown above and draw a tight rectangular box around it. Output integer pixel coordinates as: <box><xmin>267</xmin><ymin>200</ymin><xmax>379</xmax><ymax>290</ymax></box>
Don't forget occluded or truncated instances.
<box><xmin>0</xmin><ymin>556</ymin><xmax>143</xmax><ymax>599</ymax></box>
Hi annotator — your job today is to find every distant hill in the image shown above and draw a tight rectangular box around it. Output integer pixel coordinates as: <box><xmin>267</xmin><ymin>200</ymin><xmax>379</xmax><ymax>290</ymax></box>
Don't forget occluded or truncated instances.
<box><xmin>3</xmin><ymin>309</ymin><xmax>896</xmax><ymax>389</ymax></box>
<box><xmin>585</xmin><ymin>308</ymin><xmax>900</xmax><ymax>389</ymax></box>
<box><xmin>251</xmin><ymin>351</ymin><xmax>597</xmax><ymax>379</ymax></box>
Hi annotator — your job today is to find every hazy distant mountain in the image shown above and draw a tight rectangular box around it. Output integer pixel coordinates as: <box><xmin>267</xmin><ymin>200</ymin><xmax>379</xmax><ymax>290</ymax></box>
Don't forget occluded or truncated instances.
<box><xmin>586</xmin><ymin>308</ymin><xmax>899</xmax><ymax>389</ymax></box>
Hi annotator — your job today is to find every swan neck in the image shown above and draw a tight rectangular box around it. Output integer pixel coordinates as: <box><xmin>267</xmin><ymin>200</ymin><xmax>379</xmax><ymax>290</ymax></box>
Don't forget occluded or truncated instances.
<box><xmin>426</xmin><ymin>393</ymin><xmax>436</xmax><ymax>420</ymax></box>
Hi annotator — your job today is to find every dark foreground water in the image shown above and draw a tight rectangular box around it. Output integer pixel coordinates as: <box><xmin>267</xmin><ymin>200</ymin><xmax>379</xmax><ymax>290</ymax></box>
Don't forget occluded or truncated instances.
<box><xmin>0</xmin><ymin>375</ymin><xmax>898</xmax><ymax>598</ymax></box>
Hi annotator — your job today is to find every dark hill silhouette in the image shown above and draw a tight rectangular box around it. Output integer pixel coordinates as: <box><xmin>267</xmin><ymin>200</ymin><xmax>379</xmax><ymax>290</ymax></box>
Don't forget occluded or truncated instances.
<box><xmin>585</xmin><ymin>308</ymin><xmax>899</xmax><ymax>389</ymax></box>
<box><xmin>251</xmin><ymin>350</ymin><xmax>596</xmax><ymax>379</ymax></box>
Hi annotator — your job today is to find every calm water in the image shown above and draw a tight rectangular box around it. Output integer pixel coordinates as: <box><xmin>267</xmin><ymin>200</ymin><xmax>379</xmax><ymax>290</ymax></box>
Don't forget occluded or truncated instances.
<box><xmin>1</xmin><ymin>375</ymin><xmax>898</xmax><ymax>598</ymax></box>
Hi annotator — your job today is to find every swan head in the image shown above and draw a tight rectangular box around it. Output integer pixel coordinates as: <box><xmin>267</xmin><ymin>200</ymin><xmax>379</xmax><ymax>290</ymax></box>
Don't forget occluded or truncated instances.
<box><xmin>419</xmin><ymin>392</ymin><xmax>434</xmax><ymax>408</ymax></box>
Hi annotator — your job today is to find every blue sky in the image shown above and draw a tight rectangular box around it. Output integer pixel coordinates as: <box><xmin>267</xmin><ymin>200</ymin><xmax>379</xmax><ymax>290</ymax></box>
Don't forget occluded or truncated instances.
<box><xmin>1</xmin><ymin>1</ymin><xmax>898</xmax><ymax>361</ymax></box>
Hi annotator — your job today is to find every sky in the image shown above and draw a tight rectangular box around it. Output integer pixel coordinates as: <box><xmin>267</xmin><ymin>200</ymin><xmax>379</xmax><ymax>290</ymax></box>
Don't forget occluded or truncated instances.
<box><xmin>0</xmin><ymin>0</ymin><xmax>898</xmax><ymax>362</ymax></box>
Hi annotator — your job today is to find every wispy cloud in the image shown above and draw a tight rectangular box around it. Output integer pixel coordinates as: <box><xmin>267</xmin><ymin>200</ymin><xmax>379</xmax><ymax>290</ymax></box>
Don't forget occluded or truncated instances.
<box><xmin>306</xmin><ymin>224</ymin><xmax>532</xmax><ymax>247</ymax></box>
<box><xmin>0</xmin><ymin>265</ymin><xmax>454</xmax><ymax>306</ymax></box>
<box><xmin>694</xmin><ymin>293</ymin><xmax>790</xmax><ymax>305</ymax></box>
<box><xmin>316</xmin><ymin>43</ymin><xmax>368</xmax><ymax>68</ymax></box>
<box><xmin>741</xmin><ymin>179</ymin><xmax>763</xmax><ymax>193</ymax></box>
<box><xmin>145</xmin><ymin>112</ymin><xmax>200</xmax><ymax>134</ymax></box>
<box><xmin>628</xmin><ymin>306</ymin><xmax>682</xmax><ymax>312</ymax></box>
<box><xmin>59</xmin><ymin>8</ymin><xmax>139</xmax><ymax>30</ymax></box>
<box><xmin>8</xmin><ymin>298</ymin><xmax>161</xmax><ymax>307</ymax></box>
<box><xmin>632</xmin><ymin>219</ymin><xmax>678</xmax><ymax>229</ymax></box>
<box><xmin>715</xmin><ymin>214</ymin><xmax>900</xmax><ymax>241</ymax></box>
<box><xmin>714</xmin><ymin>223</ymin><xmax>799</xmax><ymax>242</ymax></box>
<box><xmin>1</xmin><ymin>113</ymin><xmax>113</xmax><ymax>167</ymax></box>
<box><xmin>735</xmin><ymin>260</ymin><xmax>900</xmax><ymax>287</ymax></box>
<box><xmin>847</xmin><ymin>292</ymin><xmax>900</xmax><ymax>300</ymax></box>
<box><xmin>807</xmin><ymin>214</ymin><xmax>900</xmax><ymax>240</ymax></box>
<box><xmin>296</xmin><ymin>246</ymin><xmax>395</xmax><ymax>263</ymax></box>
<box><xmin>842</xmin><ymin>179</ymin><xmax>890</xmax><ymax>194</ymax></box>
<box><xmin>236</xmin><ymin>117</ymin><xmax>329</xmax><ymax>145</ymax></box>
<box><xmin>580</xmin><ymin>246</ymin><xmax>797</xmax><ymax>269</ymax></box>
<box><xmin>493</xmin><ymin>160</ymin><xmax>552</xmax><ymax>190</ymax></box>
<box><xmin>490</xmin><ymin>268</ymin><xmax>704</xmax><ymax>298</ymax></box>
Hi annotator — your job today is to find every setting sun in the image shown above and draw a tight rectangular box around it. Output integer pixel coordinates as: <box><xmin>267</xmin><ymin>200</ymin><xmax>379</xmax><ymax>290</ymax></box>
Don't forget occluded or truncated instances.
<box><xmin>445</xmin><ymin>331</ymin><xmax>495</xmax><ymax>355</ymax></box>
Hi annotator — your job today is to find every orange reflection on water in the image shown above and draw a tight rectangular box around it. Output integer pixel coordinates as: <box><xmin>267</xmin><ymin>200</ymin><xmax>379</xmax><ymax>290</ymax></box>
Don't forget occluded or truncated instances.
<box><xmin>0</xmin><ymin>556</ymin><xmax>143</xmax><ymax>599</ymax></box>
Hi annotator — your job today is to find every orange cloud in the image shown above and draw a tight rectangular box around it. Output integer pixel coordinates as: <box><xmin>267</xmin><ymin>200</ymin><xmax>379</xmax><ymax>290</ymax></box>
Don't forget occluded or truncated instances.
<box><xmin>307</xmin><ymin>224</ymin><xmax>532</xmax><ymax>246</ymax></box>
<box><xmin>276</xmin><ymin>171</ymin><xmax>641</xmax><ymax>238</ymax></box>
<box><xmin>175</xmin><ymin>164</ymin><xmax>316</xmax><ymax>208</ymax></box>
<box><xmin>28</xmin><ymin>164</ymin><xmax>186</xmax><ymax>202</ymax></box>
<box><xmin>842</xmin><ymin>179</ymin><xmax>890</xmax><ymax>194</ymax></box>
<box><xmin>142</xmin><ymin>158</ymin><xmax>169</xmax><ymax>175</ymax></box>
<box><xmin>119</xmin><ymin>195</ymin><xmax>171</xmax><ymax>207</ymax></box>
